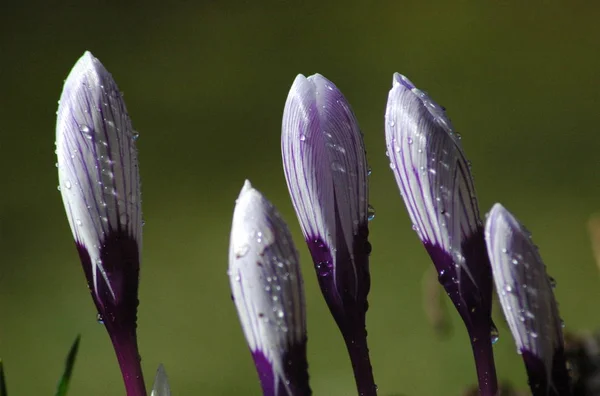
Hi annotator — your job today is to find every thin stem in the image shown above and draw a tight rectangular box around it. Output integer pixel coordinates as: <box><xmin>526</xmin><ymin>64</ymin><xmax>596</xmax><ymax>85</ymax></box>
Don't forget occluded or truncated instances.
<box><xmin>343</xmin><ymin>328</ymin><xmax>377</xmax><ymax>396</ymax></box>
<box><xmin>110</xmin><ymin>331</ymin><xmax>147</xmax><ymax>396</ymax></box>
<box><xmin>468</xmin><ymin>325</ymin><xmax>498</xmax><ymax>396</ymax></box>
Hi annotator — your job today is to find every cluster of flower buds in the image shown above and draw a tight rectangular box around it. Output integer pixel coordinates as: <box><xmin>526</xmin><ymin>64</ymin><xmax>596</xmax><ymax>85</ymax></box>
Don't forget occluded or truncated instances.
<box><xmin>55</xmin><ymin>52</ymin><xmax>573</xmax><ymax>396</ymax></box>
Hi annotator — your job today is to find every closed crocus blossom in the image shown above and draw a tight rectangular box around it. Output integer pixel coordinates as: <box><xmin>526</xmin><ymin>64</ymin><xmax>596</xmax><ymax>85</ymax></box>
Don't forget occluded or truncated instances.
<box><xmin>485</xmin><ymin>204</ymin><xmax>571</xmax><ymax>396</ymax></box>
<box><xmin>385</xmin><ymin>73</ymin><xmax>497</xmax><ymax>395</ymax></box>
<box><xmin>281</xmin><ymin>74</ymin><xmax>376</xmax><ymax>395</ymax></box>
<box><xmin>229</xmin><ymin>181</ymin><xmax>310</xmax><ymax>396</ymax></box>
<box><xmin>56</xmin><ymin>52</ymin><xmax>145</xmax><ymax>396</ymax></box>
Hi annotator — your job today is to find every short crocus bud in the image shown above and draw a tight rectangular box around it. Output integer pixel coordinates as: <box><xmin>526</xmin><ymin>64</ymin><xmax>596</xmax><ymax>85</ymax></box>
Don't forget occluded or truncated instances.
<box><xmin>485</xmin><ymin>204</ymin><xmax>571</xmax><ymax>396</ymax></box>
<box><xmin>228</xmin><ymin>181</ymin><xmax>310</xmax><ymax>396</ymax></box>
<box><xmin>385</xmin><ymin>73</ymin><xmax>497</xmax><ymax>395</ymax></box>
<box><xmin>150</xmin><ymin>364</ymin><xmax>170</xmax><ymax>396</ymax></box>
<box><xmin>56</xmin><ymin>52</ymin><xmax>145</xmax><ymax>396</ymax></box>
<box><xmin>281</xmin><ymin>74</ymin><xmax>376</xmax><ymax>395</ymax></box>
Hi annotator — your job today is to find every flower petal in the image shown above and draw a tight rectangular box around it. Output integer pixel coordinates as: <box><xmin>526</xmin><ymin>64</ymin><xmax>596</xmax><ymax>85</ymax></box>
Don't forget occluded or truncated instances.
<box><xmin>281</xmin><ymin>73</ymin><xmax>370</xmax><ymax>302</ymax></box>
<box><xmin>56</xmin><ymin>51</ymin><xmax>141</xmax><ymax>303</ymax></box>
<box><xmin>385</xmin><ymin>73</ymin><xmax>479</xmax><ymax>275</ymax></box>
<box><xmin>229</xmin><ymin>180</ymin><xmax>310</xmax><ymax>396</ymax></box>
<box><xmin>485</xmin><ymin>203</ymin><xmax>570</xmax><ymax>395</ymax></box>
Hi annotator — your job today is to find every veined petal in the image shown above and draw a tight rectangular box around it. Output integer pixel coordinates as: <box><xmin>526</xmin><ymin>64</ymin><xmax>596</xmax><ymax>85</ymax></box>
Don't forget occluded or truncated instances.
<box><xmin>150</xmin><ymin>364</ymin><xmax>171</xmax><ymax>396</ymax></box>
<box><xmin>281</xmin><ymin>73</ymin><xmax>368</xmax><ymax>284</ymax></box>
<box><xmin>385</xmin><ymin>73</ymin><xmax>497</xmax><ymax>394</ymax></box>
<box><xmin>56</xmin><ymin>51</ymin><xmax>141</xmax><ymax>304</ymax></box>
<box><xmin>56</xmin><ymin>51</ymin><xmax>145</xmax><ymax>396</ymax></box>
<box><xmin>282</xmin><ymin>74</ymin><xmax>375</xmax><ymax>395</ymax></box>
<box><xmin>485</xmin><ymin>204</ymin><xmax>570</xmax><ymax>396</ymax></box>
<box><xmin>385</xmin><ymin>73</ymin><xmax>479</xmax><ymax>281</ymax></box>
<box><xmin>229</xmin><ymin>181</ymin><xmax>310</xmax><ymax>396</ymax></box>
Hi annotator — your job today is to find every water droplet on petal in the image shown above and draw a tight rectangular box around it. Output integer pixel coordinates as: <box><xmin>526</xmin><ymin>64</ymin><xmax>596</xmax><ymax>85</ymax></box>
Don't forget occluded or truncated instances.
<box><xmin>315</xmin><ymin>261</ymin><xmax>333</xmax><ymax>277</ymax></box>
<box><xmin>235</xmin><ymin>244</ymin><xmax>250</xmax><ymax>258</ymax></box>
<box><xmin>548</xmin><ymin>276</ymin><xmax>557</xmax><ymax>288</ymax></box>
<box><xmin>490</xmin><ymin>324</ymin><xmax>500</xmax><ymax>345</ymax></box>
<box><xmin>367</xmin><ymin>166</ymin><xmax>372</xmax><ymax>176</ymax></box>
<box><xmin>367</xmin><ymin>204</ymin><xmax>376</xmax><ymax>221</ymax></box>
<box><xmin>132</xmin><ymin>131</ymin><xmax>140</xmax><ymax>141</ymax></box>
<box><xmin>65</xmin><ymin>180</ymin><xmax>72</xmax><ymax>189</ymax></box>
<box><xmin>407</xmin><ymin>137</ymin><xmax>413</xmax><ymax>145</ymax></box>
<box><xmin>97</xmin><ymin>313</ymin><xmax>104</xmax><ymax>324</ymax></box>
<box><xmin>300</xmin><ymin>134</ymin><xmax>306</xmax><ymax>142</ymax></box>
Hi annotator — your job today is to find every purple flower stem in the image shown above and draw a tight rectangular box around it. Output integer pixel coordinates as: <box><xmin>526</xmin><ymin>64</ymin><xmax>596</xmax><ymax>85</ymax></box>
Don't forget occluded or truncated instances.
<box><xmin>468</xmin><ymin>324</ymin><xmax>498</xmax><ymax>396</ymax></box>
<box><xmin>342</xmin><ymin>327</ymin><xmax>377</xmax><ymax>396</ymax></box>
<box><xmin>109</xmin><ymin>330</ymin><xmax>147</xmax><ymax>396</ymax></box>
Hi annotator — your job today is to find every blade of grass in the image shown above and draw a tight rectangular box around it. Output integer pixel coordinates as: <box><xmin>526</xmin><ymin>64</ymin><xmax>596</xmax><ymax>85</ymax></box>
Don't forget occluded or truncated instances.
<box><xmin>55</xmin><ymin>335</ymin><xmax>81</xmax><ymax>396</ymax></box>
<box><xmin>0</xmin><ymin>360</ymin><xmax>7</xmax><ymax>396</ymax></box>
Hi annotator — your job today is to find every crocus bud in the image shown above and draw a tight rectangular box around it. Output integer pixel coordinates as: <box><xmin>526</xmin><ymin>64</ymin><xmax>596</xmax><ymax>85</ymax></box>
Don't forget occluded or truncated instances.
<box><xmin>228</xmin><ymin>181</ymin><xmax>310</xmax><ymax>396</ymax></box>
<box><xmin>485</xmin><ymin>204</ymin><xmax>571</xmax><ymax>396</ymax></box>
<box><xmin>56</xmin><ymin>51</ymin><xmax>145</xmax><ymax>396</ymax></box>
<box><xmin>281</xmin><ymin>74</ymin><xmax>376</xmax><ymax>395</ymax></box>
<box><xmin>385</xmin><ymin>73</ymin><xmax>496</xmax><ymax>394</ymax></box>
<box><xmin>150</xmin><ymin>364</ymin><xmax>171</xmax><ymax>396</ymax></box>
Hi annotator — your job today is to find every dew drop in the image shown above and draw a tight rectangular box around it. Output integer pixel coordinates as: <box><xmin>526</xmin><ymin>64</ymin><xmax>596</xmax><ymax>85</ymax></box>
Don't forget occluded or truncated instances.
<box><xmin>300</xmin><ymin>134</ymin><xmax>306</xmax><ymax>142</ymax></box>
<box><xmin>132</xmin><ymin>131</ymin><xmax>140</xmax><ymax>141</ymax></box>
<box><xmin>389</xmin><ymin>120</ymin><xmax>396</xmax><ymax>127</ymax></box>
<box><xmin>76</xmin><ymin>219</ymin><xmax>82</xmax><ymax>226</ymax></box>
<box><xmin>315</xmin><ymin>261</ymin><xmax>333</xmax><ymax>277</ymax></box>
<box><xmin>65</xmin><ymin>180</ymin><xmax>72</xmax><ymax>189</ymax></box>
<box><xmin>548</xmin><ymin>276</ymin><xmax>557</xmax><ymax>288</ymax></box>
<box><xmin>57</xmin><ymin>185</ymin><xmax>62</xmax><ymax>191</ymax></box>
<box><xmin>490</xmin><ymin>324</ymin><xmax>500</xmax><ymax>345</ymax></box>
<box><xmin>367</xmin><ymin>166</ymin><xmax>372</xmax><ymax>176</ymax></box>
<box><xmin>80</xmin><ymin>125</ymin><xmax>91</xmax><ymax>134</ymax></box>
<box><xmin>407</xmin><ymin>137</ymin><xmax>413</xmax><ymax>145</ymax></box>
<box><xmin>97</xmin><ymin>313</ymin><xmax>104</xmax><ymax>324</ymax></box>
<box><xmin>235</xmin><ymin>244</ymin><xmax>250</xmax><ymax>258</ymax></box>
<box><xmin>367</xmin><ymin>204</ymin><xmax>376</xmax><ymax>221</ymax></box>
<box><xmin>331</xmin><ymin>161</ymin><xmax>345</xmax><ymax>172</ymax></box>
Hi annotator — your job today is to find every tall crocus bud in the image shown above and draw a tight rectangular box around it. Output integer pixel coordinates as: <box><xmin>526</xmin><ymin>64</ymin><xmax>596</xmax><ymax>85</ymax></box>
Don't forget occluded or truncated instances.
<box><xmin>385</xmin><ymin>73</ymin><xmax>497</xmax><ymax>395</ymax></box>
<box><xmin>281</xmin><ymin>74</ymin><xmax>375</xmax><ymax>395</ymax></box>
<box><xmin>228</xmin><ymin>181</ymin><xmax>311</xmax><ymax>396</ymax></box>
<box><xmin>485</xmin><ymin>204</ymin><xmax>571</xmax><ymax>396</ymax></box>
<box><xmin>56</xmin><ymin>52</ymin><xmax>145</xmax><ymax>396</ymax></box>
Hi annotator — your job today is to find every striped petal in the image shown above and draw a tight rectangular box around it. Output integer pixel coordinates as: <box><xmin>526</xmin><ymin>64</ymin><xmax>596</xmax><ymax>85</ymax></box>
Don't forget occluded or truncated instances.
<box><xmin>486</xmin><ymin>204</ymin><xmax>570</xmax><ymax>396</ymax></box>
<box><xmin>56</xmin><ymin>51</ymin><xmax>145</xmax><ymax>396</ymax></box>
<box><xmin>229</xmin><ymin>181</ymin><xmax>310</xmax><ymax>396</ymax></box>
<box><xmin>385</xmin><ymin>73</ymin><xmax>496</xmax><ymax>394</ymax></box>
<box><xmin>56</xmin><ymin>51</ymin><xmax>141</xmax><ymax>305</ymax></box>
<box><xmin>385</xmin><ymin>72</ymin><xmax>493</xmax><ymax>320</ymax></box>
<box><xmin>281</xmin><ymin>74</ymin><xmax>375</xmax><ymax>395</ymax></box>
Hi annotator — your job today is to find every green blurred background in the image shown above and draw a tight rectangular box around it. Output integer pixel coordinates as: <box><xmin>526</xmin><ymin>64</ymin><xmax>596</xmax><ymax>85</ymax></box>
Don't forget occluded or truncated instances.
<box><xmin>1</xmin><ymin>1</ymin><xmax>599</xmax><ymax>395</ymax></box>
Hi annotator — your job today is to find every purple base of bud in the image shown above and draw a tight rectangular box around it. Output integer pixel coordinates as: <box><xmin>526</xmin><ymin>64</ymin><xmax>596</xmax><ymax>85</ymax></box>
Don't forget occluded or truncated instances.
<box><xmin>252</xmin><ymin>343</ymin><xmax>311</xmax><ymax>396</ymax></box>
<box><xmin>76</xmin><ymin>229</ymin><xmax>146</xmax><ymax>396</ymax></box>
<box><xmin>307</xmin><ymin>231</ymin><xmax>376</xmax><ymax>396</ymax></box>
<box><xmin>424</xmin><ymin>230</ymin><xmax>498</xmax><ymax>396</ymax></box>
<box><xmin>522</xmin><ymin>349</ymin><xmax>572</xmax><ymax>396</ymax></box>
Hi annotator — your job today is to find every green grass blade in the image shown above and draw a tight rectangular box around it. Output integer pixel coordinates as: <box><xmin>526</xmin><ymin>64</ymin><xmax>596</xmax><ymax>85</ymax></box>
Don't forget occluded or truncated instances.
<box><xmin>55</xmin><ymin>335</ymin><xmax>81</xmax><ymax>396</ymax></box>
<box><xmin>0</xmin><ymin>360</ymin><xmax>7</xmax><ymax>396</ymax></box>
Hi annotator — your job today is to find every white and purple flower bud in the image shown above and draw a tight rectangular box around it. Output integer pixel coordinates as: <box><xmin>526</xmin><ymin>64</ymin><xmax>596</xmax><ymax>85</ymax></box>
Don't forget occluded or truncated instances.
<box><xmin>281</xmin><ymin>74</ymin><xmax>376</xmax><ymax>395</ymax></box>
<box><xmin>486</xmin><ymin>204</ymin><xmax>571</xmax><ymax>396</ymax></box>
<box><xmin>385</xmin><ymin>73</ymin><xmax>496</xmax><ymax>394</ymax></box>
<box><xmin>228</xmin><ymin>181</ymin><xmax>310</xmax><ymax>396</ymax></box>
<box><xmin>56</xmin><ymin>51</ymin><xmax>145</xmax><ymax>396</ymax></box>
